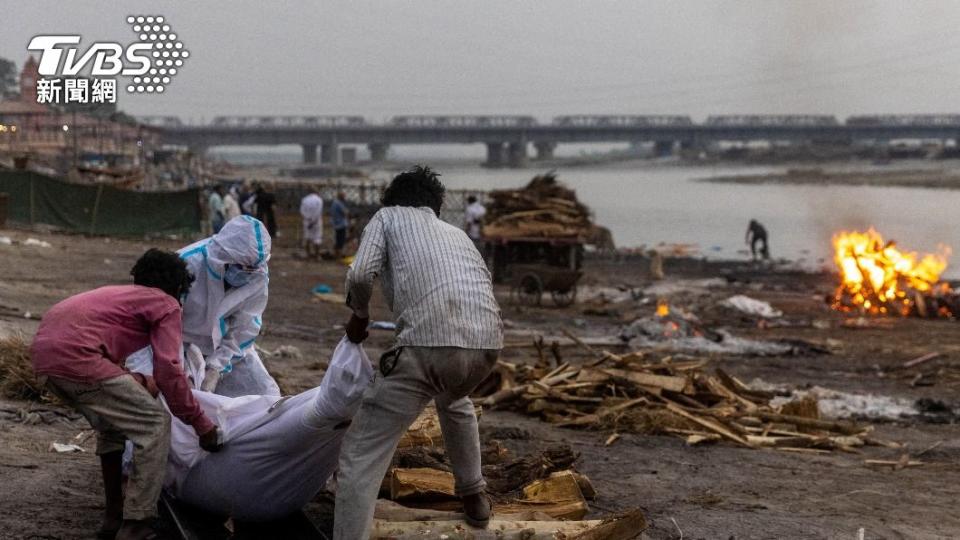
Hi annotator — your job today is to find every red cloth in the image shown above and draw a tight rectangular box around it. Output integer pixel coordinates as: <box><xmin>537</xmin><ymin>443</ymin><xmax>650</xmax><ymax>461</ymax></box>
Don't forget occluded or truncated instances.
<box><xmin>31</xmin><ymin>285</ymin><xmax>214</xmax><ymax>435</ymax></box>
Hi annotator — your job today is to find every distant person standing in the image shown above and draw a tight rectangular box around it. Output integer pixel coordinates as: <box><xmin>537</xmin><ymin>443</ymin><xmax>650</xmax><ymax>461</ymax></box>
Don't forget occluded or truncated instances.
<box><xmin>223</xmin><ymin>186</ymin><xmax>242</xmax><ymax>221</ymax></box>
<box><xmin>464</xmin><ymin>195</ymin><xmax>486</xmax><ymax>243</ymax></box>
<box><xmin>255</xmin><ymin>183</ymin><xmax>278</xmax><ymax>239</ymax></box>
<box><xmin>239</xmin><ymin>181</ymin><xmax>256</xmax><ymax>216</ymax></box>
<box><xmin>746</xmin><ymin>219</ymin><xmax>770</xmax><ymax>260</ymax></box>
<box><xmin>208</xmin><ymin>185</ymin><xmax>226</xmax><ymax>234</ymax></box>
<box><xmin>331</xmin><ymin>191</ymin><xmax>350</xmax><ymax>257</ymax></box>
<box><xmin>300</xmin><ymin>190</ymin><xmax>324</xmax><ymax>259</ymax></box>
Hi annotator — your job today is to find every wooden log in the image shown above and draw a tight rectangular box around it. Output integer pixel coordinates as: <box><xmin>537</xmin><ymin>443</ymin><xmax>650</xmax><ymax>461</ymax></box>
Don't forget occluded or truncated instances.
<box><xmin>398</xmin><ymin>407</ymin><xmax>443</xmax><ymax>449</ymax></box>
<box><xmin>778</xmin><ymin>395</ymin><xmax>820</xmax><ymax>419</ymax></box>
<box><xmin>569</xmin><ymin>509</ymin><xmax>647</xmax><ymax>540</ymax></box>
<box><xmin>483</xmin><ymin>445</ymin><xmax>580</xmax><ymax>494</ymax></box>
<box><xmin>494</xmin><ymin>500</ymin><xmax>589</xmax><ymax>521</ymax></box>
<box><xmin>521</xmin><ymin>470</ymin><xmax>586</xmax><ymax>505</ymax></box>
<box><xmin>390</xmin><ymin>468</ymin><xmax>456</xmax><ymax>501</ymax></box>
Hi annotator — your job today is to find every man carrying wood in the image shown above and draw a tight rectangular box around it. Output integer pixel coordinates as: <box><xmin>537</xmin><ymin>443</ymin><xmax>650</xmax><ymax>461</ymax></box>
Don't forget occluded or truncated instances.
<box><xmin>336</xmin><ymin>165</ymin><xmax>503</xmax><ymax>538</ymax></box>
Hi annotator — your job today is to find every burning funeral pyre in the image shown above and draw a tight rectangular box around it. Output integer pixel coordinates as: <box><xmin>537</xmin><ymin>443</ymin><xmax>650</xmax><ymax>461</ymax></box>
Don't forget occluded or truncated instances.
<box><xmin>832</xmin><ymin>228</ymin><xmax>957</xmax><ymax>317</ymax></box>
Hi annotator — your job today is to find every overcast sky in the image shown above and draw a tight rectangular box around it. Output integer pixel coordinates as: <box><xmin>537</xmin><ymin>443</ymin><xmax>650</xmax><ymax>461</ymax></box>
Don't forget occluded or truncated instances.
<box><xmin>4</xmin><ymin>1</ymin><xmax>960</xmax><ymax>122</ymax></box>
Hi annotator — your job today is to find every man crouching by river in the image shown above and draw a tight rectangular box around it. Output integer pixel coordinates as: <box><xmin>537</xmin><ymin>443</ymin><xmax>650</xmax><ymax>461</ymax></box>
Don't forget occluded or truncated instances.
<box><xmin>334</xmin><ymin>166</ymin><xmax>503</xmax><ymax>538</ymax></box>
<box><xmin>31</xmin><ymin>249</ymin><xmax>223</xmax><ymax>540</ymax></box>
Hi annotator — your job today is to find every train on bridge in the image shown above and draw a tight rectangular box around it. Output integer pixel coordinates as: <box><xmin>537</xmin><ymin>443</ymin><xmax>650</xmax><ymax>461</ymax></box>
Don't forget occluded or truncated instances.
<box><xmin>138</xmin><ymin>113</ymin><xmax>960</xmax><ymax>129</ymax></box>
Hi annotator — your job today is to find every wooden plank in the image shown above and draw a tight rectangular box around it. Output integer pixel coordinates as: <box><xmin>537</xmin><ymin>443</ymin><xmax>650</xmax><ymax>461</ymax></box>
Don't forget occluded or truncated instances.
<box><xmin>903</xmin><ymin>352</ymin><xmax>941</xmax><ymax>369</ymax></box>
<box><xmin>370</xmin><ymin>517</ymin><xmax>607</xmax><ymax>539</ymax></box>
<box><xmin>600</xmin><ymin>368</ymin><xmax>688</xmax><ymax>393</ymax></box>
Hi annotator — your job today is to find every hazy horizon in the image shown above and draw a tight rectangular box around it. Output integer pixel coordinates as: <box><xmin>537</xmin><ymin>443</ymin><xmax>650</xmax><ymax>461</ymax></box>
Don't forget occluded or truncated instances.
<box><xmin>4</xmin><ymin>1</ymin><xmax>960</xmax><ymax>122</ymax></box>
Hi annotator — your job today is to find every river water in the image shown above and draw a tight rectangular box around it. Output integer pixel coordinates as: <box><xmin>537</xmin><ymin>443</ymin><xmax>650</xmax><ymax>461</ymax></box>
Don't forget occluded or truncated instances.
<box><xmin>215</xmin><ymin>149</ymin><xmax>960</xmax><ymax>276</ymax></box>
<box><xmin>432</xmin><ymin>161</ymin><xmax>960</xmax><ymax>276</ymax></box>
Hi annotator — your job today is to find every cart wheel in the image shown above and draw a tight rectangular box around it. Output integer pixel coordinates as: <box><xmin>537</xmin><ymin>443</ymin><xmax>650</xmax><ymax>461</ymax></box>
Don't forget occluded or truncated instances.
<box><xmin>513</xmin><ymin>273</ymin><xmax>543</xmax><ymax>306</ymax></box>
<box><xmin>552</xmin><ymin>285</ymin><xmax>577</xmax><ymax>307</ymax></box>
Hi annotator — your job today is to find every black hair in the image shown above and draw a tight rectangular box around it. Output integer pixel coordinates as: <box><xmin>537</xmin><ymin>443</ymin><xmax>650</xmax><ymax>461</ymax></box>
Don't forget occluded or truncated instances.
<box><xmin>381</xmin><ymin>165</ymin><xmax>445</xmax><ymax>216</ymax></box>
<box><xmin>130</xmin><ymin>248</ymin><xmax>195</xmax><ymax>299</ymax></box>
<box><xmin>467</xmin><ymin>195</ymin><xmax>477</xmax><ymax>204</ymax></box>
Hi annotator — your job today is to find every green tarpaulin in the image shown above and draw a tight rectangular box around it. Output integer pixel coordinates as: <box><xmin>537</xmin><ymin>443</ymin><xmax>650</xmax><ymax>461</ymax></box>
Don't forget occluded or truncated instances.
<box><xmin>0</xmin><ymin>170</ymin><xmax>200</xmax><ymax>236</ymax></box>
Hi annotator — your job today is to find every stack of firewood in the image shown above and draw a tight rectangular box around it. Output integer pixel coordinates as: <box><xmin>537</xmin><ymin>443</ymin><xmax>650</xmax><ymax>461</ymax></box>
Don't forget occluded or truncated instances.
<box><xmin>483</xmin><ymin>172</ymin><xmax>594</xmax><ymax>239</ymax></box>
<box><xmin>478</xmin><ymin>351</ymin><xmax>894</xmax><ymax>454</ymax></box>
<box><xmin>372</xmin><ymin>406</ymin><xmax>647</xmax><ymax>539</ymax></box>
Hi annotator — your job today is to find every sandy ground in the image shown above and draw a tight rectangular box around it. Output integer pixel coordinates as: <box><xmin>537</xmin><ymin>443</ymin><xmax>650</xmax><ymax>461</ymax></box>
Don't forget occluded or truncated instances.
<box><xmin>1</xmin><ymin>223</ymin><xmax>959</xmax><ymax>540</ymax></box>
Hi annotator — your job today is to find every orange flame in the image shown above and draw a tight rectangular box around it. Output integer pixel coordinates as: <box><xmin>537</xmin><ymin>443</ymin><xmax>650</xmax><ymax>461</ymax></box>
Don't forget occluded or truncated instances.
<box><xmin>656</xmin><ymin>299</ymin><xmax>670</xmax><ymax>317</ymax></box>
<box><xmin>833</xmin><ymin>228</ymin><xmax>951</xmax><ymax>315</ymax></box>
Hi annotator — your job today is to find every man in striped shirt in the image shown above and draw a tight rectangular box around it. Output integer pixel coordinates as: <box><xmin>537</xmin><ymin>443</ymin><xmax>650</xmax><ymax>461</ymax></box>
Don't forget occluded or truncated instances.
<box><xmin>335</xmin><ymin>166</ymin><xmax>503</xmax><ymax>538</ymax></box>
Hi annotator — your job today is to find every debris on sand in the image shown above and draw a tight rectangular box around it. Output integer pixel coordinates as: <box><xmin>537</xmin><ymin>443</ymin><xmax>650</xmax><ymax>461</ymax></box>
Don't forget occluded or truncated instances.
<box><xmin>721</xmin><ymin>294</ymin><xmax>783</xmax><ymax>318</ymax></box>
<box><xmin>478</xmin><ymin>353</ymin><xmax>893</xmax><ymax>453</ymax></box>
<box><xmin>23</xmin><ymin>238</ymin><xmax>52</xmax><ymax>248</ymax></box>
<box><xmin>755</xmin><ymin>382</ymin><xmax>960</xmax><ymax>422</ymax></box>
<box><xmin>0</xmin><ymin>334</ymin><xmax>49</xmax><ymax>401</ymax></box>
<box><xmin>618</xmin><ymin>310</ymin><xmax>821</xmax><ymax>356</ymax></box>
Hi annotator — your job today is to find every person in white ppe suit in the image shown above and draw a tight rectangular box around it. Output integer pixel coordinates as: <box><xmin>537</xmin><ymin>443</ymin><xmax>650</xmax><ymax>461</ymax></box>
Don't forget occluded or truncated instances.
<box><xmin>299</xmin><ymin>191</ymin><xmax>324</xmax><ymax>260</ymax></box>
<box><xmin>178</xmin><ymin>215</ymin><xmax>280</xmax><ymax>397</ymax></box>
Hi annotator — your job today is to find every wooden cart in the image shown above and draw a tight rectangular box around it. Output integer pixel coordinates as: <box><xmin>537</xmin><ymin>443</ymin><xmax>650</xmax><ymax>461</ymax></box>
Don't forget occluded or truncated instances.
<box><xmin>483</xmin><ymin>236</ymin><xmax>584</xmax><ymax>307</ymax></box>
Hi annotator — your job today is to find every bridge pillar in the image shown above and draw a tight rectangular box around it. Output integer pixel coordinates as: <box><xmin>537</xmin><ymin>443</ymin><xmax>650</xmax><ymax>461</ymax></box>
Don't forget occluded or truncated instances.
<box><xmin>368</xmin><ymin>143</ymin><xmax>389</xmax><ymax>163</ymax></box>
<box><xmin>301</xmin><ymin>144</ymin><xmax>318</xmax><ymax>164</ymax></box>
<box><xmin>485</xmin><ymin>142</ymin><xmax>506</xmax><ymax>167</ymax></box>
<box><xmin>533</xmin><ymin>142</ymin><xmax>556</xmax><ymax>160</ymax></box>
<box><xmin>507</xmin><ymin>142</ymin><xmax>528</xmax><ymax>167</ymax></box>
<box><xmin>321</xmin><ymin>143</ymin><xmax>340</xmax><ymax>166</ymax></box>
<box><xmin>654</xmin><ymin>140</ymin><xmax>674</xmax><ymax>157</ymax></box>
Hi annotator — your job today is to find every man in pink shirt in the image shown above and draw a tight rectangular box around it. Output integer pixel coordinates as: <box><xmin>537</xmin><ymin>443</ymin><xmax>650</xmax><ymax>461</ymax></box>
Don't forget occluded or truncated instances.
<box><xmin>31</xmin><ymin>249</ymin><xmax>222</xmax><ymax>540</ymax></box>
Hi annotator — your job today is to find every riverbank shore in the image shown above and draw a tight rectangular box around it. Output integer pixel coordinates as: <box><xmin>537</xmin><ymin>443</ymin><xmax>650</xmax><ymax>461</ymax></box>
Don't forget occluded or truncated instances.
<box><xmin>700</xmin><ymin>166</ymin><xmax>960</xmax><ymax>190</ymax></box>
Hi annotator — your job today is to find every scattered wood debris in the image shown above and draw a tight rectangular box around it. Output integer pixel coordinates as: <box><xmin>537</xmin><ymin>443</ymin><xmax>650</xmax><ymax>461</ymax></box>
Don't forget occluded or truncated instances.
<box><xmin>477</xmin><ymin>348</ymin><xmax>895</xmax><ymax>454</ymax></box>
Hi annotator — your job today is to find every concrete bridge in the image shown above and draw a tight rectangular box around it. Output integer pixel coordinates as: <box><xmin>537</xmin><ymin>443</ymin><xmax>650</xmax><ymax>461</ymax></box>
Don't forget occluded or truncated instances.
<box><xmin>138</xmin><ymin>114</ymin><xmax>960</xmax><ymax>167</ymax></box>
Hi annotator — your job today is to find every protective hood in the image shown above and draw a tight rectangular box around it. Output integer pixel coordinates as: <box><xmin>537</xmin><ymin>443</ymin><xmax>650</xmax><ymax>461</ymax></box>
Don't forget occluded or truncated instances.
<box><xmin>208</xmin><ymin>216</ymin><xmax>271</xmax><ymax>270</ymax></box>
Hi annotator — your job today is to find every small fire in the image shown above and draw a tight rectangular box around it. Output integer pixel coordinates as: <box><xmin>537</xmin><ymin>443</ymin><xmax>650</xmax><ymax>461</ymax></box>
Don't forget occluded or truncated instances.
<box><xmin>832</xmin><ymin>228</ymin><xmax>952</xmax><ymax>316</ymax></box>
<box><xmin>656</xmin><ymin>299</ymin><xmax>670</xmax><ymax>317</ymax></box>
